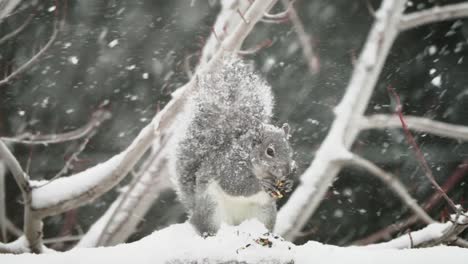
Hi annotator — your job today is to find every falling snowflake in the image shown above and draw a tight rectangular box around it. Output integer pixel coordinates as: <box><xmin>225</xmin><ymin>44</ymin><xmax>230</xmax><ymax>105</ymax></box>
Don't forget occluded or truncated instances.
<box><xmin>69</xmin><ymin>56</ymin><xmax>79</xmax><ymax>65</ymax></box>
<box><xmin>431</xmin><ymin>75</ymin><xmax>441</xmax><ymax>87</ymax></box>
<box><xmin>108</xmin><ymin>39</ymin><xmax>119</xmax><ymax>48</ymax></box>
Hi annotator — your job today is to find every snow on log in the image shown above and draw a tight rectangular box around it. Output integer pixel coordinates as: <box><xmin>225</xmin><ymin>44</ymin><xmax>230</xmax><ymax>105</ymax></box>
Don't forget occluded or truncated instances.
<box><xmin>1</xmin><ymin>220</ymin><xmax>468</xmax><ymax>264</ymax></box>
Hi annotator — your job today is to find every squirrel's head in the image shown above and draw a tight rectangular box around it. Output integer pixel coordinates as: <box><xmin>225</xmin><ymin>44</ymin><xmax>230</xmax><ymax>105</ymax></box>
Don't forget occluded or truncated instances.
<box><xmin>251</xmin><ymin>123</ymin><xmax>296</xmax><ymax>199</ymax></box>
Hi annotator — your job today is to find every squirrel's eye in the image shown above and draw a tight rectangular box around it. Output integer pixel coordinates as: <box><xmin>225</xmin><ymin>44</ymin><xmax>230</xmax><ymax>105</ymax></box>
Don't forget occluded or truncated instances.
<box><xmin>266</xmin><ymin>146</ymin><xmax>275</xmax><ymax>157</ymax></box>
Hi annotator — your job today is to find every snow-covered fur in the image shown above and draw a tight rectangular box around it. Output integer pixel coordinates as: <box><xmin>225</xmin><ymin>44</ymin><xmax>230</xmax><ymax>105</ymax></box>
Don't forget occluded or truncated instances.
<box><xmin>175</xmin><ymin>55</ymin><xmax>295</xmax><ymax>236</ymax></box>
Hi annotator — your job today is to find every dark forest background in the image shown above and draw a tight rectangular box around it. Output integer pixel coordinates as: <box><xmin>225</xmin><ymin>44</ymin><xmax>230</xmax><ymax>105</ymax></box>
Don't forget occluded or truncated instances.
<box><xmin>0</xmin><ymin>0</ymin><xmax>467</xmax><ymax>248</ymax></box>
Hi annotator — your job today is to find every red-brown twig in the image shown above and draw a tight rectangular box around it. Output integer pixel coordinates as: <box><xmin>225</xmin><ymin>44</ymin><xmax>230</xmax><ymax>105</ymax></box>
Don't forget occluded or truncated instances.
<box><xmin>387</xmin><ymin>85</ymin><xmax>459</xmax><ymax>213</ymax></box>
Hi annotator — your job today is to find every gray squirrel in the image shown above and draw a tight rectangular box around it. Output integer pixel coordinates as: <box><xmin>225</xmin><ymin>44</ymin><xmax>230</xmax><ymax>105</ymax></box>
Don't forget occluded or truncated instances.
<box><xmin>174</xmin><ymin>55</ymin><xmax>296</xmax><ymax>236</ymax></box>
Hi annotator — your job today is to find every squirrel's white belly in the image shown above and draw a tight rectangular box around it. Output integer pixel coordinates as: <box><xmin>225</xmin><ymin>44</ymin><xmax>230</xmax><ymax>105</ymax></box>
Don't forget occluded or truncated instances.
<box><xmin>206</xmin><ymin>182</ymin><xmax>272</xmax><ymax>226</ymax></box>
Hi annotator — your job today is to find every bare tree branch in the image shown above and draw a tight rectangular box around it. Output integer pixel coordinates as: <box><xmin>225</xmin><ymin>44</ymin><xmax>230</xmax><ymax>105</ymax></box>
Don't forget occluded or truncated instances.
<box><xmin>0</xmin><ymin>0</ymin><xmax>22</xmax><ymax>21</ymax></box>
<box><xmin>0</xmin><ymin>141</ymin><xmax>29</xmax><ymax>194</ymax></box>
<box><xmin>0</xmin><ymin>12</ymin><xmax>34</xmax><ymax>45</ymax></box>
<box><xmin>275</xmin><ymin>0</ymin><xmax>407</xmax><ymax>240</ymax></box>
<box><xmin>345</xmin><ymin>154</ymin><xmax>434</xmax><ymax>224</ymax></box>
<box><xmin>359</xmin><ymin>114</ymin><xmax>468</xmax><ymax>141</ymax></box>
<box><xmin>400</xmin><ymin>2</ymin><xmax>468</xmax><ymax>31</ymax></box>
<box><xmin>283</xmin><ymin>0</ymin><xmax>319</xmax><ymax>74</ymax></box>
<box><xmin>1</xmin><ymin>109</ymin><xmax>111</xmax><ymax>145</ymax></box>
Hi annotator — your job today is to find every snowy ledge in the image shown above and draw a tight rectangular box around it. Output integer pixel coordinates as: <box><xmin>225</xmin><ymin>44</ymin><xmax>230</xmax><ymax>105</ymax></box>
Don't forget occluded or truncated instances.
<box><xmin>1</xmin><ymin>220</ymin><xmax>467</xmax><ymax>264</ymax></box>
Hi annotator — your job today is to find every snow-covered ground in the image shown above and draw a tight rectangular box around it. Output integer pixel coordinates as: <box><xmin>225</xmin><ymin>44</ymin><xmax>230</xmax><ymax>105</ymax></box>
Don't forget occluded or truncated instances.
<box><xmin>1</xmin><ymin>220</ymin><xmax>467</xmax><ymax>264</ymax></box>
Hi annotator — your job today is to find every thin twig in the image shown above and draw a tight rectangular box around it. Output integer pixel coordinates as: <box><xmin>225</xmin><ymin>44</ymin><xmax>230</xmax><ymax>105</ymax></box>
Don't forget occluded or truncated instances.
<box><xmin>37</xmin><ymin>130</ymin><xmax>97</xmax><ymax>188</ymax></box>
<box><xmin>360</xmin><ymin>114</ymin><xmax>468</xmax><ymax>141</ymax></box>
<box><xmin>1</xmin><ymin>109</ymin><xmax>111</xmax><ymax>145</ymax></box>
<box><xmin>400</xmin><ymin>2</ymin><xmax>468</xmax><ymax>31</ymax></box>
<box><xmin>283</xmin><ymin>0</ymin><xmax>319</xmax><ymax>74</ymax></box>
<box><xmin>0</xmin><ymin>19</ymin><xmax>58</xmax><ymax>87</ymax></box>
<box><xmin>0</xmin><ymin>12</ymin><xmax>34</xmax><ymax>45</ymax></box>
<box><xmin>364</xmin><ymin>0</ymin><xmax>376</xmax><ymax>17</ymax></box>
<box><xmin>387</xmin><ymin>86</ymin><xmax>459</xmax><ymax>213</ymax></box>
<box><xmin>345</xmin><ymin>154</ymin><xmax>434</xmax><ymax>224</ymax></box>
<box><xmin>408</xmin><ymin>231</ymin><xmax>414</xmax><ymax>248</ymax></box>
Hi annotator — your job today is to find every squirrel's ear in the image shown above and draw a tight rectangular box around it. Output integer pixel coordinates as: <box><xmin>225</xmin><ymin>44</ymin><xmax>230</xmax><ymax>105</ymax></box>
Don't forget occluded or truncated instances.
<box><xmin>282</xmin><ymin>123</ymin><xmax>291</xmax><ymax>139</ymax></box>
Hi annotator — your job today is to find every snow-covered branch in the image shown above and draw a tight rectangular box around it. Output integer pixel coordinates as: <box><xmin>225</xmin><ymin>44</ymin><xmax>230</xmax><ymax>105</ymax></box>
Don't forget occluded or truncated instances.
<box><xmin>354</xmin><ymin>161</ymin><xmax>468</xmax><ymax>245</ymax></box>
<box><xmin>360</xmin><ymin>114</ymin><xmax>468</xmax><ymax>141</ymax></box>
<box><xmin>399</xmin><ymin>2</ymin><xmax>468</xmax><ymax>31</ymax></box>
<box><xmin>197</xmin><ymin>0</ymin><xmax>250</xmax><ymax>68</ymax></box>
<box><xmin>0</xmin><ymin>141</ymin><xmax>43</xmax><ymax>253</ymax></box>
<box><xmin>344</xmin><ymin>154</ymin><xmax>434</xmax><ymax>224</ymax></box>
<box><xmin>0</xmin><ymin>237</ymin><xmax>30</xmax><ymax>254</ymax></box>
<box><xmin>275</xmin><ymin>0</ymin><xmax>407</xmax><ymax>240</ymax></box>
<box><xmin>78</xmin><ymin>153</ymin><xmax>171</xmax><ymax>247</ymax></box>
<box><xmin>368</xmin><ymin>212</ymin><xmax>468</xmax><ymax>249</ymax></box>
<box><xmin>31</xmin><ymin>122</ymin><xmax>156</xmax><ymax>217</ymax></box>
